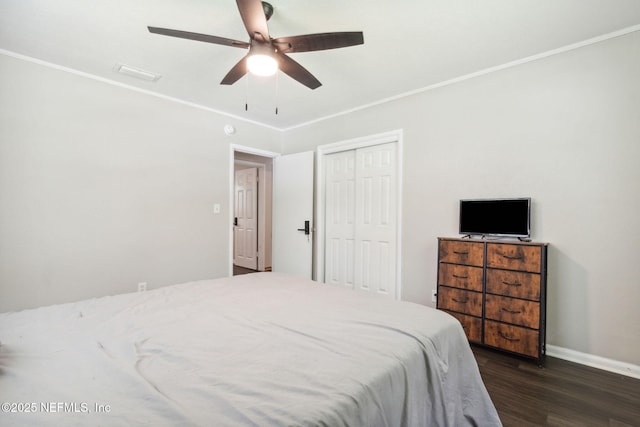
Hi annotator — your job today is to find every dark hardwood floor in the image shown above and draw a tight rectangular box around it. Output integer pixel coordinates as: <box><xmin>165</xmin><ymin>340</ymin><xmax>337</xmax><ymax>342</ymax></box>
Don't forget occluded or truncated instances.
<box><xmin>471</xmin><ymin>345</ymin><xmax>640</xmax><ymax>426</ymax></box>
<box><xmin>233</xmin><ymin>265</ymin><xmax>259</xmax><ymax>276</ymax></box>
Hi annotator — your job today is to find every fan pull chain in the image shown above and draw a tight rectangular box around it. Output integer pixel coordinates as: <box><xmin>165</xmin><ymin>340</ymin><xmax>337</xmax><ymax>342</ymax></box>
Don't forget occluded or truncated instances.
<box><xmin>245</xmin><ymin>72</ymin><xmax>249</xmax><ymax>111</ymax></box>
<box><xmin>275</xmin><ymin>71</ymin><xmax>279</xmax><ymax>115</ymax></box>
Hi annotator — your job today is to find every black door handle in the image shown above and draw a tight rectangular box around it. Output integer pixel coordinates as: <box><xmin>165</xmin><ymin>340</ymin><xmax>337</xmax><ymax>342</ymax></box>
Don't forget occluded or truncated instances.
<box><xmin>297</xmin><ymin>220</ymin><xmax>310</xmax><ymax>235</ymax></box>
<box><xmin>234</xmin><ymin>217</ymin><xmax>238</xmax><ymax>226</ymax></box>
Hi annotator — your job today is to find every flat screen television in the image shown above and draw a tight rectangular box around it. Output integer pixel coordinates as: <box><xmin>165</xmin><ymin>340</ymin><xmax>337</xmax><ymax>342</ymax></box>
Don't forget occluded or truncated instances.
<box><xmin>459</xmin><ymin>198</ymin><xmax>531</xmax><ymax>238</ymax></box>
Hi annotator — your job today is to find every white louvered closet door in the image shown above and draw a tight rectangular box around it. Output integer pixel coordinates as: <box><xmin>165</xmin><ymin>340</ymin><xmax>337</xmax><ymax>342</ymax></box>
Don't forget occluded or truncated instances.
<box><xmin>325</xmin><ymin>142</ymin><xmax>397</xmax><ymax>299</ymax></box>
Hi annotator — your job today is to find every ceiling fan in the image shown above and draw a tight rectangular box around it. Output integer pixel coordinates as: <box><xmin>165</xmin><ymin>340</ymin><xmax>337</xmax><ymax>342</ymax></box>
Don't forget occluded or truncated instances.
<box><xmin>148</xmin><ymin>0</ymin><xmax>364</xmax><ymax>90</ymax></box>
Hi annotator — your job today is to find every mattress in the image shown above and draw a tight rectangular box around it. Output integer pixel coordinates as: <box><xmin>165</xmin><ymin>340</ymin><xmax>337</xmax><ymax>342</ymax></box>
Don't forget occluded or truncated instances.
<box><xmin>0</xmin><ymin>272</ymin><xmax>501</xmax><ymax>426</ymax></box>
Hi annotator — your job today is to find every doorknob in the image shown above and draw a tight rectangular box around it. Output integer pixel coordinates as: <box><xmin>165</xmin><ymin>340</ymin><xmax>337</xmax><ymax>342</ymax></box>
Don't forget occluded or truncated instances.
<box><xmin>297</xmin><ymin>220</ymin><xmax>310</xmax><ymax>235</ymax></box>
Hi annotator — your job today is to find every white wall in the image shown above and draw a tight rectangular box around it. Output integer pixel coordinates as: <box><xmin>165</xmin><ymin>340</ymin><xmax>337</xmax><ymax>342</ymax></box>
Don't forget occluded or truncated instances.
<box><xmin>2</xmin><ymin>29</ymin><xmax>638</xmax><ymax>369</ymax></box>
<box><xmin>0</xmin><ymin>54</ymin><xmax>281</xmax><ymax>311</ymax></box>
<box><xmin>282</xmin><ymin>31</ymin><xmax>640</xmax><ymax>366</ymax></box>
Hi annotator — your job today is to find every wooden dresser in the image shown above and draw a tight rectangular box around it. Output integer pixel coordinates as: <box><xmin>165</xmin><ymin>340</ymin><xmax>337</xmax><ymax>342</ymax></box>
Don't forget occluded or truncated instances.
<box><xmin>437</xmin><ymin>237</ymin><xmax>548</xmax><ymax>364</ymax></box>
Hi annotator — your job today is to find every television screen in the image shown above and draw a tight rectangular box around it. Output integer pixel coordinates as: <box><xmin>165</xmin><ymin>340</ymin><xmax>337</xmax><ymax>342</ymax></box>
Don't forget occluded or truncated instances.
<box><xmin>459</xmin><ymin>198</ymin><xmax>531</xmax><ymax>238</ymax></box>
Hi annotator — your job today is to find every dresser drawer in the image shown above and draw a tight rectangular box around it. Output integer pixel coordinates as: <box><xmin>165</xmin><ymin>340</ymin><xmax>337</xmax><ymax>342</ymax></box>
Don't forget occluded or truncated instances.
<box><xmin>485</xmin><ymin>294</ymin><xmax>540</xmax><ymax>329</ymax></box>
<box><xmin>437</xmin><ymin>287</ymin><xmax>482</xmax><ymax>317</ymax></box>
<box><xmin>444</xmin><ymin>310</ymin><xmax>482</xmax><ymax>343</ymax></box>
<box><xmin>438</xmin><ymin>264</ymin><xmax>483</xmax><ymax>291</ymax></box>
<box><xmin>484</xmin><ymin>320</ymin><xmax>539</xmax><ymax>358</ymax></box>
<box><xmin>486</xmin><ymin>243</ymin><xmax>542</xmax><ymax>272</ymax></box>
<box><xmin>439</xmin><ymin>240</ymin><xmax>484</xmax><ymax>267</ymax></box>
<box><xmin>486</xmin><ymin>269</ymin><xmax>541</xmax><ymax>301</ymax></box>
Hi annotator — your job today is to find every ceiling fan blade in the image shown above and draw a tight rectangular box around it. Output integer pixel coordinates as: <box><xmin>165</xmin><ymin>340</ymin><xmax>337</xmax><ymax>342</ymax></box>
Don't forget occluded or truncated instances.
<box><xmin>274</xmin><ymin>52</ymin><xmax>321</xmax><ymax>90</ymax></box>
<box><xmin>236</xmin><ymin>0</ymin><xmax>270</xmax><ymax>41</ymax></box>
<box><xmin>273</xmin><ymin>32</ymin><xmax>364</xmax><ymax>53</ymax></box>
<box><xmin>148</xmin><ymin>27</ymin><xmax>250</xmax><ymax>49</ymax></box>
<box><xmin>221</xmin><ymin>55</ymin><xmax>249</xmax><ymax>85</ymax></box>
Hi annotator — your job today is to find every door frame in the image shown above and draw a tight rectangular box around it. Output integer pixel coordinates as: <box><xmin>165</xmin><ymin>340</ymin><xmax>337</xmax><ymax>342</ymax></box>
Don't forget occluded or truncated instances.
<box><xmin>315</xmin><ymin>129</ymin><xmax>404</xmax><ymax>298</ymax></box>
<box><xmin>229</xmin><ymin>144</ymin><xmax>280</xmax><ymax>277</ymax></box>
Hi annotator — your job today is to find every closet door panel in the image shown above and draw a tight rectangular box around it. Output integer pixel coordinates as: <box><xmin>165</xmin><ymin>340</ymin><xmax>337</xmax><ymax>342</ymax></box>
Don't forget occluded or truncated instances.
<box><xmin>324</xmin><ymin>141</ymin><xmax>398</xmax><ymax>299</ymax></box>
<box><xmin>355</xmin><ymin>142</ymin><xmax>397</xmax><ymax>298</ymax></box>
<box><xmin>324</xmin><ymin>150</ymin><xmax>356</xmax><ymax>288</ymax></box>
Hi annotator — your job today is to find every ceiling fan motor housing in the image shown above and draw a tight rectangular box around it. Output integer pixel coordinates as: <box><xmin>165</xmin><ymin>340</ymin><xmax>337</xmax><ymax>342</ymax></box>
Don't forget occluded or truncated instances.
<box><xmin>262</xmin><ymin>2</ymin><xmax>274</xmax><ymax>21</ymax></box>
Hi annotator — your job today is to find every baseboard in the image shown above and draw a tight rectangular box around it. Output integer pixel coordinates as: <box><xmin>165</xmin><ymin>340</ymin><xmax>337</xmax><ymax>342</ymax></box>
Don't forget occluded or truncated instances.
<box><xmin>546</xmin><ymin>345</ymin><xmax>640</xmax><ymax>380</ymax></box>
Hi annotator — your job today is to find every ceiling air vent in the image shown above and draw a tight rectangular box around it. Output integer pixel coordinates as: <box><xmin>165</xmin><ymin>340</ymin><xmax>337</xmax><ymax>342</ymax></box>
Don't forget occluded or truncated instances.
<box><xmin>114</xmin><ymin>63</ymin><xmax>162</xmax><ymax>82</ymax></box>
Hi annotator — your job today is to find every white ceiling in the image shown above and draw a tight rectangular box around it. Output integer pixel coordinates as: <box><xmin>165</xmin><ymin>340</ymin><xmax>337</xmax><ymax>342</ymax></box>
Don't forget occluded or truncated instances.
<box><xmin>2</xmin><ymin>0</ymin><xmax>640</xmax><ymax>130</ymax></box>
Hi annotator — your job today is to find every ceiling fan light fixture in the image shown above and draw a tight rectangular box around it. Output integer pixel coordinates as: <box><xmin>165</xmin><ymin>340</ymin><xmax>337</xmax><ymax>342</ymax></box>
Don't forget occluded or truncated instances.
<box><xmin>247</xmin><ymin>53</ymin><xmax>278</xmax><ymax>76</ymax></box>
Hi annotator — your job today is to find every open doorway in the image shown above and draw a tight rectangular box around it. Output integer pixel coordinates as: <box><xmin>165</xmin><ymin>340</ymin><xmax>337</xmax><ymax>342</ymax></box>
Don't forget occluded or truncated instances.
<box><xmin>231</xmin><ymin>147</ymin><xmax>277</xmax><ymax>276</ymax></box>
<box><xmin>229</xmin><ymin>145</ymin><xmax>315</xmax><ymax>279</ymax></box>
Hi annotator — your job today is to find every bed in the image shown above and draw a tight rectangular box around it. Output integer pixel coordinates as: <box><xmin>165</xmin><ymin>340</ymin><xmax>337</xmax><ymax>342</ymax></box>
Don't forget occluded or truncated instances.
<box><xmin>0</xmin><ymin>272</ymin><xmax>501</xmax><ymax>426</ymax></box>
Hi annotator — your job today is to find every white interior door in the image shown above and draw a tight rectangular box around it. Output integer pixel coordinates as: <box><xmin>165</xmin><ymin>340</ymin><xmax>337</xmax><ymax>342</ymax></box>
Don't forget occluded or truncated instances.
<box><xmin>234</xmin><ymin>167</ymin><xmax>258</xmax><ymax>270</ymax></box>
<box><xmin>324</xmin><ymin>142</ymin><xmax>398</xmax><ymax>299</ymax></box>
<box><xmin>354</xmin><ymin>142</ymin><xmax>397</xmax><ymax>298</ymax></box>
<box><xmin>272</xmin><ymin>151</ymin><xmax>314</xmax><ymax>278</ymax></box>
<box><xmin>325</xmin><ymin>150</ymin><xmax>356</xmax><ymax>288</ymax></box>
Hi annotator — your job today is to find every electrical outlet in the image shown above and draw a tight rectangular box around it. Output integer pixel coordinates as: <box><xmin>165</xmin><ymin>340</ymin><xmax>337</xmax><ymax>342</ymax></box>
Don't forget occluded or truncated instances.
<box><xmin>138</xmin><ymin>282</ymin><xmax>147</xmax><ymax>292</ymax></box>
<box><xmin>431</xmin><ymin>289</ymin><xmax>437</xmax><ymax>304</ymax></box>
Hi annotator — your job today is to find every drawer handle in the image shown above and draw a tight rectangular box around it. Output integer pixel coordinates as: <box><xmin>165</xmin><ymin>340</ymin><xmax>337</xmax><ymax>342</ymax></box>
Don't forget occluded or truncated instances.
<box><xmin>498</xmin><ymin>332</ymin><xmax>520</xmax><ymax>342</ymax></box>
<box><xmin>453</xmin><ymin>274</ymin><xmax>469</xmax><ymax>279</ymax></box>
<box><xmin>502</xmin><ymin>280</ymin><xmax>522</xmax><ymax>287</ymax></box>
<box><xmin>502</xmin><ymin>254</ymin><xmax>523</xmax><ymax>260</ymax></box>
<box><xmin>452</xmin><ymin>298</ymin><xmax>468</xmax><ymax>304</ymax></box>
<box><xmin>501</xmin><ymin>308</ymin><xmax>522</xmax><ymax>315</ymax></box>
<box><xmin>453</xmin><ymin>251</ymin><xmax>469</xmax><ymax>255</ymax></box>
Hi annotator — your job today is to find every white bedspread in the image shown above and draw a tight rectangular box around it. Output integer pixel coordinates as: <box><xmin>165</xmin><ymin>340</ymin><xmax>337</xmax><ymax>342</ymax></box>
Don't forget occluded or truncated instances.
<box><xmin>0</xmin><ymin>272</ymin><xmax>500</xmax><ymax>426</ymax></box>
